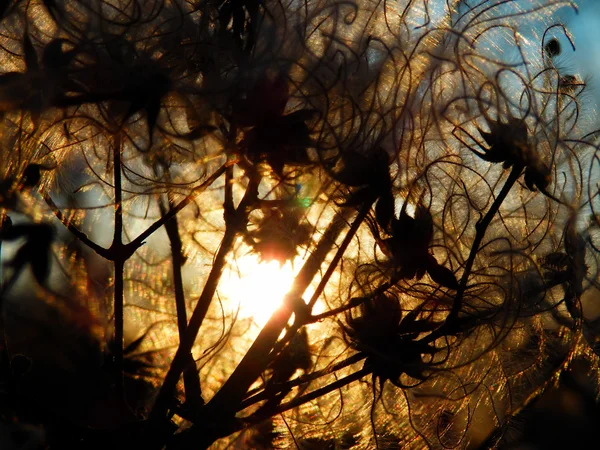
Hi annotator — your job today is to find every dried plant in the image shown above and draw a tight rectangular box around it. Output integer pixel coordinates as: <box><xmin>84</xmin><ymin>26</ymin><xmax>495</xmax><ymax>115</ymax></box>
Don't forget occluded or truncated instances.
<box><xmin>0</xmin><ymin>0</ymin><xmax>599</xmax><ymax>449</ymax></box>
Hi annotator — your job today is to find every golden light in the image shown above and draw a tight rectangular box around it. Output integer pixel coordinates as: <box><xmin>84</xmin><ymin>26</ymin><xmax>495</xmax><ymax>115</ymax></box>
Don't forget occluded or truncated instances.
<box><xmin>220</xmin><ymin>254</ymin><xmax>304</xmax><ymax>328</ymax></box>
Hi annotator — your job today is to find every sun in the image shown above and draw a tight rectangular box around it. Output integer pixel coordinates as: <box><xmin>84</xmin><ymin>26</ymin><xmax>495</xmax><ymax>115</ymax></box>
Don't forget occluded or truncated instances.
<box><xmin>220</xmin><ymin>254</ymin><xmax>304</xmax><ymax>328</ymax></box>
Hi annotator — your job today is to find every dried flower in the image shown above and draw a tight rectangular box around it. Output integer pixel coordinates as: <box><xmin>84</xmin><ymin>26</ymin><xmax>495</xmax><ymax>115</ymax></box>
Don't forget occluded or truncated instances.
<box><xmin>244</xmin><ymin>204</ymin><xmax>312</xmax><ymax>265</ymax></box>
<box><xmin>345</xmin><ymin>293</ymin><xmax>439</xmax><ymax>386</ymax></box>
<box><xmin>234</xmin><ymin>76</ymin><xmax>315</xmax><ymax>176</ymax></box>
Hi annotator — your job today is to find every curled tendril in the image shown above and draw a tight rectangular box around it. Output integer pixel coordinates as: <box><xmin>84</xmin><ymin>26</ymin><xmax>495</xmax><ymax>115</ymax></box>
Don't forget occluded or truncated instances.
<box><xmin>0</xmin><ymin>1</ymin><xmax>597</xmax><ymax>449</ymax></box>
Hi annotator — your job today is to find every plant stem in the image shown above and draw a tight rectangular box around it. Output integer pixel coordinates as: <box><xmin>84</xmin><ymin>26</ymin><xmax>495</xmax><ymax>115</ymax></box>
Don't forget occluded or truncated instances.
<box><xmin>423</xmin><ymin>164</ymin><xmax>523</xmax><ymax>343</ymax></box>
<box><xmin>308</xmin><ymin>281</ymin><xmax>394</xmax><ymax>323</ymax></box>
<box><xmin>248</xmin><ymin>366</ymin><xmax>371</xmax><ymax>421</ymax></box>
<box><xmin>149</xmin><ymin>228</ymin><xmax>237</xmax><ymax>424</ymax></box>
<box><xmin>264</xmin><ymin>202</ymin><xmax>373</xmax><ymax>372</ymax></box>
<box><xmin>160</xmin><ymin>195</ymin><xmax>203</xmax><ymax>408</ymax></box>
<box><xmin>41</xmin><ymin>162</ymin><xmax>229</xmax><ymax>261</ymax></box>
<box><xmin>169</xmin><ymin>367</ymin><xmax>371</xmax><ymax>450</ymax></box>
<box><xmin>127</xmin><ymin>163</ymin><xmax>229</xmax><ymax>251</ymax></box>
<box><xmin>113</xmin><ymin>258</ymin><xmax>125</xmax><ymax>396</ymax></box>
<box><xmin>201</xmin><ymin>210</ymin><xmax>352</xmax><ymax>424</ymax></box>
<box><xmin>41</xmin><ymin>191</ymin><xmax>108</xmax><ymax>256</ymax></box>
<box><xmin>238</xmin><ymin>352</ymin><xmax>367</xmax><ymax>411</ymax></box>
<box><xmin>111</xmin><ymin>134</ymin><xmax>125</xmax><ymax>396</ymax></box>
<box><xmin>307</xmin><ymin>201</ymin><xmax>372</xmax><ymax>309</ymax></box>
<box><xmin>149</xmin><ymin>168</ymin><xmax>258</xmax><ymax>424</ymax></box>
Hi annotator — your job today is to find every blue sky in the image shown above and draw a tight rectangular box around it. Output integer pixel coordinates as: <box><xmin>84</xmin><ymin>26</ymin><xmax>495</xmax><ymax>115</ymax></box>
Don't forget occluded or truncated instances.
<box><xmin>561</xmin><ymin>2</ymin><xmax>600</xmax><ymax>118</ymax></box>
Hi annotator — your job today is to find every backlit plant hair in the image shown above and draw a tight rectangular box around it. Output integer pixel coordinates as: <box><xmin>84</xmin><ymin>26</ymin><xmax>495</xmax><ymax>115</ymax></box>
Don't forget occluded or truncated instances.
<box><xmin>0</xmin><ymin>0</ymin><xmax>599</xmax><ymax>449</ymax></box>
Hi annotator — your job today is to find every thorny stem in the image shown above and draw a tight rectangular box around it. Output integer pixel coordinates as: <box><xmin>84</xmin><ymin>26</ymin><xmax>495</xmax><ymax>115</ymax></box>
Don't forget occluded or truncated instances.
<box><xmin>197</xmin><ymin>209</ymin><xmax>353</xmax><ymax>433</ymax></box>
<box><xmin>149</xmin><ymin>168</ymin><xmax>259</xmax><ymax>424</ymax></box>
<box><xmin>422</xmin><ymin>164</ymin><xmax>523</xmax><ymax>344</ymax></box>
<box><xmin>111</xmin><ymin>135</ymin><xmax>125</xmax><ymax>396</ymax></box>
<box><xmin>160</xmin><ymin>195</ymin><xmax>203</xmax><ymax>408</ymax></box>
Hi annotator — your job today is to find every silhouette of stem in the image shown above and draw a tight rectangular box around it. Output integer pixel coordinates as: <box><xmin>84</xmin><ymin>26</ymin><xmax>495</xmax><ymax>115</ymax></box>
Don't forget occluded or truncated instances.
<box><xmin>42</xmin><ymin>163</ymin><xmax>229</xmax><ymax>261</ymax></box>
<box><xmin>423</xmin><ymin>164</ymin><xmax>523</xmax><ymax>343</ymax></box>
<box><xmin>127</xmin><ymin>162</ymin><xmax>230</xmax><ymax>251</ymax></box>
<box><xmin>238</xmin><ymin>352</ymin><xmax>367</xmax><ymax>411</ymax></box>
<box><xmin>264</xmin><ymin>202</ymin><xmax>374</xmax><ymax>373</ymax></box>
<box><xmin>170</xmin><ymin>366</ymin><xmax>371</xmax><ymax>449</ymax></box>
<box><xmin>111</xmin><ymin>134</ymin><xmax>125</xmax><ymax>396</ymax></box>
<box><xmin>201</xmin><ymin>209</ymin><xmax>353</xmax><ymax>427</ymax></box>
<box><xmin>309</xmin><ymin>280</ymin><xmax>395</xmax><ymax>322</ymax></box>
<box><xmin>248</xmin><ymin>366</ymin><xmax>371</xmax><ymax>421</ymax></box>
<box><xmin>149</xmin><ymin>167</ymin><xmax>259</xmax><ymax>424</ymax></box>
<box><xmin>160</xmin><ymin>194</ymin><xmax>203</xmax><ymax>408</ymax></box>
<box><xmin>41</xmin><ymin>191</ymin><xmax>108</xmax><ymax>256</ymax></box>
<box><xmin>113</xmin><ymin>258</ymin><xmax>125</xmax><ymax>396</ymax></box>
<box><xmin>308</xmin><ymin>202</ymin><xmax>373</xmax><ymax>310</ymax></box>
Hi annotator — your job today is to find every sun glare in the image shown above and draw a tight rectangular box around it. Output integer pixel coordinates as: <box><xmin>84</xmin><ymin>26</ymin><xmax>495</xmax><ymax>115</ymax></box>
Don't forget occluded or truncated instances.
<box><xmin>220</xmin><ymin>255</ymin><xmax>303</xmax><ymax>327</ymax></box>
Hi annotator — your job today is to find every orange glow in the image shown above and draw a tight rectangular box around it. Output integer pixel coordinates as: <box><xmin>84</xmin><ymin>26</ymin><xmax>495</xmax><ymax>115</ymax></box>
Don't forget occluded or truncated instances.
<box><xmin>220</xmin><ymin>255</ymin><xmax>302</xmax><ymax>327</ymax></box>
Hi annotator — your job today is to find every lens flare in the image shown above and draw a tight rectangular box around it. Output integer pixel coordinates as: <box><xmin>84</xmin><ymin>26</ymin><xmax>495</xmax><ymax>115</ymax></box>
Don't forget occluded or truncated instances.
<box><xmin>220</xmin><ymin>255</ymin><xmax>302</xmax><ymax>328</ymax></box>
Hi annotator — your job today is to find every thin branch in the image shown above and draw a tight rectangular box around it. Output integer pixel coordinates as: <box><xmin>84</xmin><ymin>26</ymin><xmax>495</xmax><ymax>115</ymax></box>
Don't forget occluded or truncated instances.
<box><xmin>111</xmin><ymin>134</ymin><xmax>125</xmax><ymax>396</ymax></box>
<box><xmin>246</xmin><ymin>366</ymin><xmax>371</xmax><ymax>422</ymax></box>
<box><xmin>127</xmin><ymin>162</ymin><xmax>230</xmax><ymax>251</ymax></box>
<box><xmin>238</xmin><ymin>352</ymin><xmax>367</xmax><ymax>411</ymax></box>
<box><xmin>263</xmin><ymin>202</ymin><xmax>374</xmax><ymax>375</ymax></box>
<box><xmin>201</xmin><ymin>209</ymin><xmax>353</xmax><ymax>422</ymax></box>
<box><xmin>423</xmin><ymin>164</ymin><xmax>523</xmax><ymax>343</ymax></box>
<box><xmin>41</xmin><ymin>191</ymin><xmax>109</xmax><ymax>258</ymax></box>
<box><xmin>309</xmin><ymin>281</ymin><xmax>395</xmax><ymax>323</ymax></box>
<box><xmin>160</xmin><ymin>194</ymin><xmax>203</xmax><ymax>409</ymax></box>
<box><xmin>307</xmin><ymin>201</ymin><xmax>373</xmax><ymax>310</ymax></box>
<box><xmin>41</xmin><ymin>162</ymin><xmax>229</xmax><ymax>261</ymax></box>
<box><xmin>168</xmin><ymin>366</ymin><xmax>371</xmax><ymax>449</ymax></box>
<box><xmin>149</xmin><ymin>169</ymin><xmax>259</xmax><ymax>424</ymax></box>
